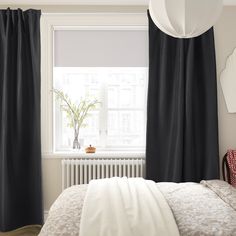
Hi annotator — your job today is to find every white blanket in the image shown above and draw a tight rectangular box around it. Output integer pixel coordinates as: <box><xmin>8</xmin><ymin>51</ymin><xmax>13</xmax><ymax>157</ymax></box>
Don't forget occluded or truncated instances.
<box><xmin>79</xmin><ymin>177</ymin><xmax>180</xmax><ymax>236</ymax></box>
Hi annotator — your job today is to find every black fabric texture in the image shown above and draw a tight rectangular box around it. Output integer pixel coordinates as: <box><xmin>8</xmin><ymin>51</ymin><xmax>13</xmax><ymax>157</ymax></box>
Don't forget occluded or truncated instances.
<box><xmin>146</xmin><ymin>11</ymin><xmax>219</xmax><ymax>182</ymax></box>
<box><xmin>0</xmin><ymin>8</ymin><xmax>42</xmax><ymax>231</ymax></box>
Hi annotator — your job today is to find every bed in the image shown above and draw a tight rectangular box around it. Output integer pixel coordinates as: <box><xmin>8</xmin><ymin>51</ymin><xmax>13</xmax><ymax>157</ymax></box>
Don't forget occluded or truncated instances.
<box><xmin>39</xmin><ymin>178</ymin><xmax>236</xmax><ymax>236</ymax></box>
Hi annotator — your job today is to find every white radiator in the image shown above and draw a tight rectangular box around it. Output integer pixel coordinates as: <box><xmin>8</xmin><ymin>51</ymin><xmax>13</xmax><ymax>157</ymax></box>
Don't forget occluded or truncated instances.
<box><xmin>62</xmin><ymin>158</ymin><xmax>145</xmax><ymax>190</ymax></box>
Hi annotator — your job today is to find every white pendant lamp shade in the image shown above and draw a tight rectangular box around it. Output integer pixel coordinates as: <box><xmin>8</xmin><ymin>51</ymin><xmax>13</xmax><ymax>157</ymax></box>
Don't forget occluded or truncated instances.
<box><xmin>149</xmin><ymin>0</ymin><xmax>223</xmax><ymax>38</ymax></box>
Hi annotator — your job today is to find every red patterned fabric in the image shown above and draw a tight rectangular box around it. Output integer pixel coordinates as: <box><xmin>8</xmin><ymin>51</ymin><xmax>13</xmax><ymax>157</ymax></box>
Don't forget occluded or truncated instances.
<box><xmin>227</xmin><ymin>150</ymin><xmax>236</xmax><ymax>187</ymax></box>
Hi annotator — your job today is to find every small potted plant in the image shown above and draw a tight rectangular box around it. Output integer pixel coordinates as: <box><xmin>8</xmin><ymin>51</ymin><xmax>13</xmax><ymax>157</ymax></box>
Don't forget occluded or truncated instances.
<box><xmin>54</xmin><ymin>89</ymin><xmax>100</xmax><ymax>149</ymax></box>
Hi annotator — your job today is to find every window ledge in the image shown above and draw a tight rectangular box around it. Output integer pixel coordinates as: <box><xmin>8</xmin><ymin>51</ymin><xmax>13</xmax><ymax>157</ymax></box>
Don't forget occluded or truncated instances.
<box><xmin>42</xmin><ymin>151</ymin><xmax>145</xmax><ymax>159</ymax></box>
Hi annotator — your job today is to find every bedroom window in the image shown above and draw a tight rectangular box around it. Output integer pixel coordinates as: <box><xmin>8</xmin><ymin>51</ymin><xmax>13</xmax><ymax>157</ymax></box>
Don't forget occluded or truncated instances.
<box><xmin>53</xmin><ymin>28</ymin><xmax>148</xmax><ymax>152</ymax></box>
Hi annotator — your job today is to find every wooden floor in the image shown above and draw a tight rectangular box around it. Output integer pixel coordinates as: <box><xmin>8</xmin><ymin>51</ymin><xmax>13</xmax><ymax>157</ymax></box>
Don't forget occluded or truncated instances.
<box><xmin>0</xmin><ymin>225</ymin><xmax>41</xmax><ymax>236</ymax></box>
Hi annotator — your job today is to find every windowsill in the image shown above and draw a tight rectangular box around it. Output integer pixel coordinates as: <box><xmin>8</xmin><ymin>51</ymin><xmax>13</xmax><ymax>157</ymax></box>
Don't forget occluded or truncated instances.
<box><xmin>42</xmin><ymin>150</ymin><xmax>145</xmax><ymax>159</ymax></box>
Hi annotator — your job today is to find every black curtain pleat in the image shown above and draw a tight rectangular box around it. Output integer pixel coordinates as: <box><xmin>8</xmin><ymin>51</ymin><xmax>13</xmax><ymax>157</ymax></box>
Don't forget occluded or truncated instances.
<box><xmin>0</xmin><ymin>9</ymin><xmax>42</xmax><ymax>231</ymax></box>
<box><xmin>146</xmin><ymin>12</ymin><xmax>219</xmax><ymax>182</ymax></box>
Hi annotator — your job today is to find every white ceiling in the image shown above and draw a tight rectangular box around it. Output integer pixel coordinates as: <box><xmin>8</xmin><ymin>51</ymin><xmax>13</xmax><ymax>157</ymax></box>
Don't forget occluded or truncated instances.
<box><xmin>1</xmin><ymin>0</ymin><xmax>236</xmax><ymax>5</ymax></box>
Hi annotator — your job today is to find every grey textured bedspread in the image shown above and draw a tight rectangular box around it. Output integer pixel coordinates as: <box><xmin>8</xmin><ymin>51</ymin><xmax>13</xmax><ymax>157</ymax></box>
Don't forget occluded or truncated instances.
<box><xmin>39</xmin><ymin>180</ymin><xmax>236</xmax><ymax>236</ymax></box>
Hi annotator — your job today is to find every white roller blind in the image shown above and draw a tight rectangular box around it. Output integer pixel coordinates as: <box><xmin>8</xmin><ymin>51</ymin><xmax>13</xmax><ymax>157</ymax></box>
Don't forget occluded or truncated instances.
<box><xmin>54</xmin><ymin>29</ymin><xmax>148</xmax><ymax>67</ymax></box>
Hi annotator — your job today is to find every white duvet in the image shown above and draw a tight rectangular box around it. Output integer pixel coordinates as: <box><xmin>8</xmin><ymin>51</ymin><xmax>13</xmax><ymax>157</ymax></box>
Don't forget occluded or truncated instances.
<box><xmin>79</xmin><ymin>177</ymin><xmax>180</xmax><ymax>236</ymax></box>
<box><xmin>40</xmin><ymin>179</ymin><xmax>236</xmax><ymax>236</ymax></box>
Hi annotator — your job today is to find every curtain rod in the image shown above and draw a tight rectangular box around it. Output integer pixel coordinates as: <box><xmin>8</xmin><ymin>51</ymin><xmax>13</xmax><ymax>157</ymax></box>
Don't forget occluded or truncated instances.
<box><xmin>41</xmin><ymin>12</ymin><xmax>147</xmax><ymax>15</ymax></box>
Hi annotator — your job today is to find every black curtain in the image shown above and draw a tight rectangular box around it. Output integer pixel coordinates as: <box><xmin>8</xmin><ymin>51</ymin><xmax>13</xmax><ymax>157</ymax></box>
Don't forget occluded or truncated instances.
<box><xmin>0</xmin><ymin>9</ymin><xmax>42</xmax><ymax>231</ymax></box>
<box><xmin>146</xmin><ymin>12</ymin><xmax>219</xmax><ymax>183</ymax></box>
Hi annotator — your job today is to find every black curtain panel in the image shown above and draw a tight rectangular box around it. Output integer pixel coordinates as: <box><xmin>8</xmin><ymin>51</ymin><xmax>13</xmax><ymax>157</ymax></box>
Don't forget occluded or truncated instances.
<box><xmin>146</xmin><ymin>12</ymin><xmax>219</xmax><ymax>182</ymax></box>
<box><xmin>0</xmin><ymin>9</ymin><xmax>42</xmax><ymax>231</ymax></box>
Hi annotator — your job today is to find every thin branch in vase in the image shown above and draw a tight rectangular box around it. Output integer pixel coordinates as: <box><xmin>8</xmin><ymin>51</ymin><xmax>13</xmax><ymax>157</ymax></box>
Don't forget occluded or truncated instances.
<box><xmin>53</xmin><ymin>89</ymin><xmax>100</xmax><ymax>150</ymax></box>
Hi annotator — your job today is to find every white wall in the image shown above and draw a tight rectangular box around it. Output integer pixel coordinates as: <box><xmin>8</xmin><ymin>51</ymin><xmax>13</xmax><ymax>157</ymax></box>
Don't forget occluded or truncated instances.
<box><xmin>214</xmin><ymin>7</ymin><xmax>236</xmax><ymax>159</ymax></box>
<box><xmin>0</xmin><ymin>0</ymin><xmax>236</xmax><ymax>5</ymax></box>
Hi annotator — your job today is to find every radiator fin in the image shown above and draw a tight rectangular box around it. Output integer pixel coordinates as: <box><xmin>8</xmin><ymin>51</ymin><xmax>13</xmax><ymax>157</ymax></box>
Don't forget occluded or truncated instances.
<box><xmin>62</xmin><ymin>158</ymin><xmax>145</xmax><ymax>190</ymax></box>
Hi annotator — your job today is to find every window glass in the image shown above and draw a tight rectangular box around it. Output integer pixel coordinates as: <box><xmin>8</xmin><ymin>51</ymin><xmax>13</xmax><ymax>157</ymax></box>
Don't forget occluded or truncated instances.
<box><xmin>53</xmin><ymin>29</ymin><xmax>148</xmax><ymax>152</ymax></box>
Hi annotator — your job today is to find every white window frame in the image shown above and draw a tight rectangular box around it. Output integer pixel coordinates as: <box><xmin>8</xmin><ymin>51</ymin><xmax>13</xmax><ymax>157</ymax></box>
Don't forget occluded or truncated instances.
<box><xmin>54</xmin><ymin>67</ymin><xmax>148</xmax><ymax>151</ymax></box>
<box><xmin>41</xmin><ymin>13</ymin><xmax>148</xmax><ymax>158</ymax></box>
